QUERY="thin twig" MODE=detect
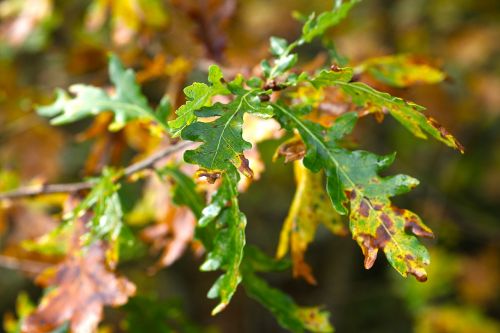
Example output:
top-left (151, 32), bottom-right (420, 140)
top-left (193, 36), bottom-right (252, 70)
top-left (0, 141), bottom-right (193, 201)
top-left (0, 255), bottom-right (51, 275)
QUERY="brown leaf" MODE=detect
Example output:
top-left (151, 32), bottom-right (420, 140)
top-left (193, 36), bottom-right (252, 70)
top-left (22, 241), bottom-right (136, 333)
top-left (234, 154), bottom-right (254, 179)
top-left (277, 161), bottom-right (346, 284)
top-left (273, 137), bottom-right (306, 163)
top-left (141, 206), bottom-right (197, 272)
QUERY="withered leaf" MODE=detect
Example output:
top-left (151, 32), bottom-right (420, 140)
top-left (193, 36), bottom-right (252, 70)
top-left (141, 206), bottom-right (197, 272)
top-left (274, 137), bottom-right (307, 164)
top-left (277, 161), bottom-right (346, 284)
top-left (22, 241), bottom-right (136, 333)
top-left (132, 166), bottom-right (203, 271)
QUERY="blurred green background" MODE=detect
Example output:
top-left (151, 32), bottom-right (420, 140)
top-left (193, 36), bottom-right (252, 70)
top-left (0, 0), bottom-right (499, 332)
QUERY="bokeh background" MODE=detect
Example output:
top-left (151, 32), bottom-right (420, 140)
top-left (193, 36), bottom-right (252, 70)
top-left (0, 0), bottom-right (499, 332)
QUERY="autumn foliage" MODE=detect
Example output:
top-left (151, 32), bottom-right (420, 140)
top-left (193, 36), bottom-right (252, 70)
top-left (0, 0), bottom-right (499, 332)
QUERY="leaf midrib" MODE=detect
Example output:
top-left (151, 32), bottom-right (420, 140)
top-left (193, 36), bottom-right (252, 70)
top-left (209, 92), bottom-right (254, 169)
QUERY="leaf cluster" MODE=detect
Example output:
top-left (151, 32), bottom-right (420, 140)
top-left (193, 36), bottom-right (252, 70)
top-left (2, 1), bottom-right (465, 332)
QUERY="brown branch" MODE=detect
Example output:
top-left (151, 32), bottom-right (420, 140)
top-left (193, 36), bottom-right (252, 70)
top-left (0, 255), bottom-right (50, 275)
top-left (0, 141), bottom-right (193, 201)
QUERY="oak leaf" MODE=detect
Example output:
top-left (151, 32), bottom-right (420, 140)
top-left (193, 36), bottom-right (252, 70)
top-left (272, 107), bottom-right (435, 281)
top-left (22, 241), bottom-right (136, 333)
top-left (276, 161), bottom-right (346, 284)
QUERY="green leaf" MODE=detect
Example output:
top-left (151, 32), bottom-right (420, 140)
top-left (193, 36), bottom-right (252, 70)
top-left (301, 0), bottom-right (360, 43)
top-left (37, 54), bottom-right (167, 132)
top-left (155, 95), bottom-right (172, 125)
top-left (309, 68), bottom-right (464, 152)
top-left (198, 167), bottom-right (246, 315)
top-left (270, 37), bottom-right (289, 57)
top-left (272, 105), bottom-right (435, 281)
top-left (309, 68), bottom-right (353, 88)
top-left (168, 65), bottom-right (229, 137)
top-left (108, 53), bottom-right (151, 114)
top-left (74, 168), bottom-right (126, 267)
top-left (244, 246), bottom-right (290, 273)
top-left (340, 82), bottom-right (463, 152)
top-left (181, 89), bottom-right (272, 177)
top-left (358, 54), bottom-right (446, 87)
top-left (242, 249), bottom-right (333, 333)
top-left (272, 108), bottom-right (356, 214)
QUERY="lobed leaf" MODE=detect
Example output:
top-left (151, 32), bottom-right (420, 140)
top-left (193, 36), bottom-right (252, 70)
top-left (72, 168), bottom-right (126, 268)
top-left (182, 87), bottom-right (272, 177)
top-left (301, 0), bottom-right (360, 43)
top-left (22, 240), bottom-right (136, 333)
top-left (197, 167), bottom-right (246, 315)
top-left (38, 54), bottom-right (167, 132)
top-left (310, 68), bottom-right (464, 152)
top-left (272, 106), bottom-right (435, 281)
top-left (168, 65), bottom-right (229, 137)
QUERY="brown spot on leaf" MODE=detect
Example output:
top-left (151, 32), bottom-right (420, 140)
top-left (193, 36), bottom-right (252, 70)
top-left (380, 213), bottom-right (394, 229)
top-left (263, 80), bottom-right (283, 91)
top-left (234, 154), bottom-right (254, 178)
top-left (407, 266), bottom-right (428, 282)
top-left (258, 94), bottom-right (270, 102)
top-left (374, 224), bottom-right (391, 247)
top-left (405, 254), bottom-right (415, 261)
top-left (195, 169), bottom-right (221, 184)
top-left (427, 116), bottom-right (465, 153)
top-left (349, 190), bottom-right (357, 200)
top-left (359, 199), bottom-right (370, 217)
top-left (330, 64), bottom-right (341, 72)
top-left (392, 206), bottom-right (405, 216)
top-left (357, 234), bottom-right (379, 269)
top-left (404, 219), bottom-right (434, 238)
top-left (273, 137), bottom-right (306, 163)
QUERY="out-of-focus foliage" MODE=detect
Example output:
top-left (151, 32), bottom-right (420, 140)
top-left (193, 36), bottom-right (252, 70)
top-left (0, 0), bottom-right (499, 332)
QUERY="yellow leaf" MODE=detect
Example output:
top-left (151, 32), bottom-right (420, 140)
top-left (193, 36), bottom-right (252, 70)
top-left (277, 161), bottom-right (346, 284)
